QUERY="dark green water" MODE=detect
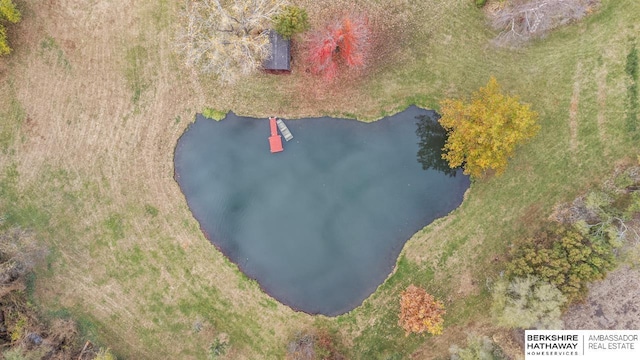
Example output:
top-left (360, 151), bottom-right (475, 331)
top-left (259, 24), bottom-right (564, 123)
top-left (174, 106), bottom-right (470, 315)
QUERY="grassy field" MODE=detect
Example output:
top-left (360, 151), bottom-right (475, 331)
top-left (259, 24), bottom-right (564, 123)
top-left (0, 0), bottom-right (639, 358)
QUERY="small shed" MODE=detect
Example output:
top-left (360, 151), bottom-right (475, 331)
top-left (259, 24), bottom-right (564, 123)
top-left (263, 30), bottom-right (291, 72)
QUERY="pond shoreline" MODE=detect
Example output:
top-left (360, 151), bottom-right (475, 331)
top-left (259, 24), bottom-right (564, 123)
top-left (173, 108), bottom-right (470, 316)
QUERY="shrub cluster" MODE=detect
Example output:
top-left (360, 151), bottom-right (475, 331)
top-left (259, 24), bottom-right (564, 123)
top-left (491, 276), bottom-right (566, 329)
top-left (285, 329), bottom-right (344, 360)
top-left (202, 107), bottom-right (227, 121)
top-left (493, 166), bottom-right (640, 329)
top-left (449, 334), bottom-right (506, 360)
top-left (506, 226), bottom-right (615, 303)
top-left (273, 5), bottom-right (310, 40)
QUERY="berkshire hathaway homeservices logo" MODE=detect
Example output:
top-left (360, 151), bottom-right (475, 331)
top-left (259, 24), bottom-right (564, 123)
top-left (526, 333), bottom-right (579, 356)
top-left (525, 330), bottom-right (640, 360)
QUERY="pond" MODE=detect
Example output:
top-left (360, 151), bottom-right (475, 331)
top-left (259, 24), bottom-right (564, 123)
top-left (174, 106), bottom-right (470, 316)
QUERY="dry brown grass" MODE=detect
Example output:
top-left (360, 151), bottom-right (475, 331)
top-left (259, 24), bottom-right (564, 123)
top-left (2, 0), bottom-right (449, 358)
top-left (563, 264), bottom-right (640, 329)
top-left (0, 0), bottom-right (639, 359)
top-left (2, 0), bottom-right (314, 357)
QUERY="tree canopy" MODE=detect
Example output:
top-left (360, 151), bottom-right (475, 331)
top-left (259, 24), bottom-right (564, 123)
top-left (177, 0), bottom-right (287, 83)
top-left (398, 285), bottom-right (445, 336)
top-left (439, 77), bottom-right (540, 178)
top-left (273, 5), bottom-right (309, 40)
top-left (307, 14), bottom-right (371, 80)
top-left (507, 225), bottom-right (616, 303)
top-left (0, 0), bottom-right (21, 56)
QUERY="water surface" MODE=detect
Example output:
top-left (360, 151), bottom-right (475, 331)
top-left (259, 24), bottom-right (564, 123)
top-left (174, 106), bottom-right (470, 315)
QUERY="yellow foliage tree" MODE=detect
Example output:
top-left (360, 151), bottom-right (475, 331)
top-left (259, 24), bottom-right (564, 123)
top-left (0, 0), bottom-right (21, 56)
top-left (439, 77), bottom-right (540, 178)
top-left (399, 285), bottom-right (446, 336)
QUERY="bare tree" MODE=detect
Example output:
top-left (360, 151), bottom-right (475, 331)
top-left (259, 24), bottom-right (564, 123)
top-left (491, 0), bottom-right (599, 47)
top-left (177, 0), bottom-right (288, 83)
top-left (286, 332), bottom-right (315, 360)
top-left (491, 276), bottom-right (567, 330)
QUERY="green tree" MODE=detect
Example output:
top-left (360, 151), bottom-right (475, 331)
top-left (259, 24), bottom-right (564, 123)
top-left (506, 227), bottom-right (615, 302)
top-left (0, 0), bottom-right (21, 56)
top-left (273, 5), bottom-right (309, 39)
top-left (439, 77), bottom-right (540, 178)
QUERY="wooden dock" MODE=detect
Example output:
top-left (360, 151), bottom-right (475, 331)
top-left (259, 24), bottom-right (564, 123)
top-left (276, 118), bottom-right (293, 141)
top-left (268, 117), bottom-right (283, 153)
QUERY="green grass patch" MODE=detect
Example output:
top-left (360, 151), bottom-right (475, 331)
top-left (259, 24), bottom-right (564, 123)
top-left (125, 45), bottom-right (150, 106)
top-left (144, 204), bottom-right (159, 217)
top-left (38, 35), bottom-right (71, 71)
top-left (626, 42), bottom-right (638, 135)
top-left (259, 298), bottom-right (278, 310)
top-left (446, 293), bottom-right (491, 327)
top-left (103, 213), bottom-right (125, 241)
top-left (150, 0), bottom-right (171, 30)
top-left (378, 255), bottom-right (430, 292)
top-left (0, 82), bottom-right (25, 153)
top-left (0, 164), bottom-right (50, 229)
top-left (202, 107), bottom-right (227, 121)
top-left (333, 256), bottom-right (437, 359)
top-left (0, 163), bottom-right (19, 204)
top-left (349, 304), bottom-right (422, 360)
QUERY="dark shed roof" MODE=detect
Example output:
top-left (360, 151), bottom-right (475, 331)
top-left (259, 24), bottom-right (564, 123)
top-left (263, 30), bottom-right (291, 71)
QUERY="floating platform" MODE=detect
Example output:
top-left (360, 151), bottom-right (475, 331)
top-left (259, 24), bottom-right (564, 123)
top-left (276, 118), bottom-right (293, 141)
top-left (268, 117), bottom-right (283, 153)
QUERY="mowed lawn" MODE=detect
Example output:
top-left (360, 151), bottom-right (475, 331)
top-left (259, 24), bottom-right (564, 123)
top-left (0, 0), bottom-right (638, 358)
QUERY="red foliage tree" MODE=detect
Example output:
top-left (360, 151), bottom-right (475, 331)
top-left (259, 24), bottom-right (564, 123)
top-left (307, 14), bottom-right (371, 80)
top-left (399, 285), bottom-right (446, 336)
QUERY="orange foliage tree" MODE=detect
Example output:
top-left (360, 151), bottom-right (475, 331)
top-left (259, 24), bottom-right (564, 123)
top-left (399, 285), bottom-right (446, 336)
top-left (307, 14), bottom-right (370, 80)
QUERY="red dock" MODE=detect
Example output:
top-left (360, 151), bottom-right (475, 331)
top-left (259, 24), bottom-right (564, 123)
top-left (268, 117), bottom-right (283, 153)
